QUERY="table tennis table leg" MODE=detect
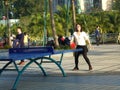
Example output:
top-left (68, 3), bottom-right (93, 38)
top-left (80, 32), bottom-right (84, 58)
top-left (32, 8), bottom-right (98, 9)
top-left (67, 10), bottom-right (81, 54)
top-left (0, 61), bottom-right (12, 75)
top-left (11, 59), bottom-right (47, 90)
top-left (43, 57), bottom-right (66, 77)
top-left (11, 60), bottom-right (33, 90)
top-left (59, 53), bottom-right (64, 65)
top-left (34, 60), bottom-right (47, 76)
top-left (13, 61), bottom-right (20, 73)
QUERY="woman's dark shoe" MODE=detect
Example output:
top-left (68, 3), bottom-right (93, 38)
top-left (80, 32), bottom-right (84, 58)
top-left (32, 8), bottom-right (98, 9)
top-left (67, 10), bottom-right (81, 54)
top-left (89, 66), bottom-right (93, 71)
top-left (72, 67), bottom-right (79, 71)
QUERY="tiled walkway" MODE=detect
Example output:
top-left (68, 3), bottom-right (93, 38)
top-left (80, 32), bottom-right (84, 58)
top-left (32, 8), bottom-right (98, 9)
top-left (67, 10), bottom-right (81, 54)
top-left (0, 44), bottom-right (120, 90)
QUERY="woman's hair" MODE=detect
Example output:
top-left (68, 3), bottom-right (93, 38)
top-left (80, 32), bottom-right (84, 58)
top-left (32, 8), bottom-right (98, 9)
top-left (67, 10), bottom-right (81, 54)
top-left (96, 26), bottom-right (99, 28)
top-left (75, 23), bottom-right (83, 32)
top-left (17, 27), bottom-right (22, 30)
top-left (24, 32), bottom-right (27, 35)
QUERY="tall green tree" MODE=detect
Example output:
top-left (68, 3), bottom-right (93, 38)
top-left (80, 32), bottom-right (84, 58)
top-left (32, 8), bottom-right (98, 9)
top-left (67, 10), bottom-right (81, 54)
top-left (112, 0), bottom-right (120, 11)
top-left (13, 0), bottom-right (44, 18)
top-left (71, 0), bottom-right (76, 31)
top-left (55, 5), bottom-right (72, 36)
top-left (49, 0), bottom-right (59, 47)
top-left (107, 11), bottom-right (120, 33)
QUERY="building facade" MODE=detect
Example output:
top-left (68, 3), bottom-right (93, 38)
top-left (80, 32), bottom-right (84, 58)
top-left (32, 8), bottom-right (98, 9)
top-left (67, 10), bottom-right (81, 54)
top-left (53, 0), bottom-right (113, 13)
top-left (52, 0), bottom-right (69, 12)
top-left (77, 0), bottom-right (94, 13)
top-left (101, 0), bottom-right (113, 11)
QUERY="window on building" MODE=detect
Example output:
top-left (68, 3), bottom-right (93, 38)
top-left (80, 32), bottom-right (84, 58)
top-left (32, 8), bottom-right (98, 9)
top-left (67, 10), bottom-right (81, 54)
top-left (58, 0), bottom-right (64, 6)
top-left (84, 0), bottom-right (93, 12)
top-left (93, 0), bottom-right (102, 9)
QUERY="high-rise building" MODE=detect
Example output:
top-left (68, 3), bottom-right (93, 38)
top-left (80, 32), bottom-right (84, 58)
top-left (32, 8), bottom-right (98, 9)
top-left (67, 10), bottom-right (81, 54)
top-left (0, 1), bottom-right (4, 19)
top-left (53, 0), bottom-right (113, 13)
top-left (77, 0), bottom-right (113, 12)
top-left (101, 0), bottom-right (113, 11)
top-left (77, 0), bottom-right (94, 13)
top-left (52, 0), bottom-right (69, 12)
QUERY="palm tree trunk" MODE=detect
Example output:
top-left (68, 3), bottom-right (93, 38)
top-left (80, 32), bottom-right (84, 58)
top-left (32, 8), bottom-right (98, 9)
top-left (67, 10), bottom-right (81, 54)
top-left (72, 0), bottom-right (76, 31)
top-left (49, 0), bottom-right (59, 47)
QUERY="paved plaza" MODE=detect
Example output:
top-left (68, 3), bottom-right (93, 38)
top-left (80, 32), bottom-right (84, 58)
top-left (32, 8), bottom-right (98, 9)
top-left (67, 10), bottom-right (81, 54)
top-left (0, 44), bottom-right (120, 90)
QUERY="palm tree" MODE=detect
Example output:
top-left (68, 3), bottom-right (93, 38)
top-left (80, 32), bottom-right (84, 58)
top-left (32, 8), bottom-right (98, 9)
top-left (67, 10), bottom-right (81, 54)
top-left (49, 0), bottom-right (59, 47)
top-left (55, 5), bottom-right (72, 36)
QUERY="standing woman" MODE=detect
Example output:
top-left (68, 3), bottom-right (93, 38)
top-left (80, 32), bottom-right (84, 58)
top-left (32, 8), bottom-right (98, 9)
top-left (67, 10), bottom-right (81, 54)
top-left (70, 23), bottom-right (93, 71)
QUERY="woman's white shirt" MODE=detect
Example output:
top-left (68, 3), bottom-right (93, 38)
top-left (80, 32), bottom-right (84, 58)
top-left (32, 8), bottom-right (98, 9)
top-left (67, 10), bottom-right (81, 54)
top-left (72, 31), bottom-right (89, 46)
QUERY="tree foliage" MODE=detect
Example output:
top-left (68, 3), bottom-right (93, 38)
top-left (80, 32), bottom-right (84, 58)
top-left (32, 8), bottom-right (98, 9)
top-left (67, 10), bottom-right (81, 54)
top-left (112, 0), bottom-right (120, 11)
top-left (13, 0), bottom-right (44, 18)
top-left (0, 0), bottom-right (120, 44)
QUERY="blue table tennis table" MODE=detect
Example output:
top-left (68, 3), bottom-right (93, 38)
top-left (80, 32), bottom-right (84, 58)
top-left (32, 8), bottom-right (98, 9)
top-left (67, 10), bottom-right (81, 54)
top-left (0, 46), bottom-right (83, 90)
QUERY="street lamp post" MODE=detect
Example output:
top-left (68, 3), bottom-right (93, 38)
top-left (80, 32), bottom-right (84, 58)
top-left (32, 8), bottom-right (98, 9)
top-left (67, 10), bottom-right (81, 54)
top-left (43, 0), bottom-right (48, 46)
top-left (4, 0), bottom-right (11, 46)
top-left (65, 0), bottom-right (70, 36)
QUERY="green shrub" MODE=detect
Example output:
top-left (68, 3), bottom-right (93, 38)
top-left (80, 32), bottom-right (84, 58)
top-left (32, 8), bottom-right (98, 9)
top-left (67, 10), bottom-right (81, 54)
top-left (3, 45), bottom-right (11, 49)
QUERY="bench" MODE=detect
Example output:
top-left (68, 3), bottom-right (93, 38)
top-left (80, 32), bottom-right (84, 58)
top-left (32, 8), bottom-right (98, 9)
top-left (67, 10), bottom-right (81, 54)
top-left (0, 46), bottom-right (83, 90)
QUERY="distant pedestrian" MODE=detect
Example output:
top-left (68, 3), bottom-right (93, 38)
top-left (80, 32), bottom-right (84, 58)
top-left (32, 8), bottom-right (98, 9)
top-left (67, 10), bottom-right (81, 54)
top-left (24, 32), bottom-right (29, 47)
top-left (70, 23), bottom-right (93, 71)
top-left (117, 33), bottom-right (120, 44)
top-left (58, 35), bottom-right (65, 45)
top-left (95, 26), bottom-right (101, 46)
top-left (13, 27), bottom-right (25, 65)
top-left (10, 34), bottom-right (16, 47)
top-left (13, 27), bottom-right (24, 48)
top-left (64, 37), bottom-right (70, 45)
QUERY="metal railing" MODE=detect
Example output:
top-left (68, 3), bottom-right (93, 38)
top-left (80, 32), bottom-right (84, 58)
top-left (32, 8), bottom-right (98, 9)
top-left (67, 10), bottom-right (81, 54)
top-left (89, 33), bottom-right (119, 44)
